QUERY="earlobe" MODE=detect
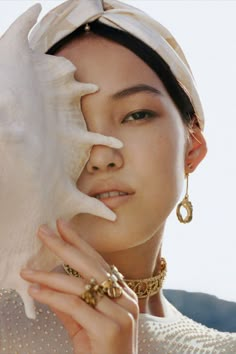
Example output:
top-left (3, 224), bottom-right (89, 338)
top-left (185, 128), bottom-right (207, 173)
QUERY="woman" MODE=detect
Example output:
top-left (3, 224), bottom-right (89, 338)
top-left (1, 0), bottom-right (236, 353)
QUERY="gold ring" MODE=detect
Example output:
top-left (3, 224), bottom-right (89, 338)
top-left (101, 273), bottom-right (123, 299)
top-left (80, 278), bottom-right (104, 308)
top-left (110, 265), bottom-right (125, 285)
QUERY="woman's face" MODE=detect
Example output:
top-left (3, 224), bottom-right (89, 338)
top-left (57, 33), bottom-right (187, 253)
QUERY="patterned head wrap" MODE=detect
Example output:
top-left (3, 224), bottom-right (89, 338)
top-left (30, 0), bottom-right (204, 130)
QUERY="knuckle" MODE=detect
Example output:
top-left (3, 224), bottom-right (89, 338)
top-left (120, 312), bottom-right (135, 331)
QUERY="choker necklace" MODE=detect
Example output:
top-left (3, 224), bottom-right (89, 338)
top-left (63, 257), bottom-right (167, 299)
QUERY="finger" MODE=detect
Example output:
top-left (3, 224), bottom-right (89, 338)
top-left (56, 219), bottom-right (109, 271)
top-left (37, 224), bottom-right (109, 283)
top-left (20, 269), bottom-right (139, 319)
top-left (27, 284), bottom-right (114, 339)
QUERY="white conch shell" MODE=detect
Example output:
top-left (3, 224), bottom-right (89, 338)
top-left (0, 4), bottom-right (123, 319)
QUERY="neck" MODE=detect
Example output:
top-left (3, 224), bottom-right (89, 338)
top-left (100, 226), bottom-right (166, 317)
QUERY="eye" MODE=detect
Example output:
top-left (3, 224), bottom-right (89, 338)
top-left (122, 110), bottom-right (156, 123)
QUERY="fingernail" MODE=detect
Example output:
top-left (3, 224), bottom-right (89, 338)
top-left (29, 284), bottom-right (40, 293)
top-left (39, 224), bottom-right (52, 236)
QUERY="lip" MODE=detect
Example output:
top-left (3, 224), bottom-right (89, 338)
top-left (88, 182), bottom-right (134, 198)
top-left (88, 182), bottom-right (135, 209)
top-left (96, 193), bottom-right (133, 209)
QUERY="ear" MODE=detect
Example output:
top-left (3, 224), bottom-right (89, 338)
top-left (185, 127), bottom-right (207, 174)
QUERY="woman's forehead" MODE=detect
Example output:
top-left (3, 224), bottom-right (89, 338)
top-left (57, 34), bottom-right (166, 94)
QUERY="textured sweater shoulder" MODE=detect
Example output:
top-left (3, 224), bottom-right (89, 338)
top-left (0, 289), bottom-right (236, 354)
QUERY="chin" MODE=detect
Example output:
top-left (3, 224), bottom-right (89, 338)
top-left (69, 211), bottom-right (163, 253)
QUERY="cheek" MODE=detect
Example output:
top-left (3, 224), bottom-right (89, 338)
top-left (161, 125), bottom-right (186, 208)
top-left (131, 120), bottom-right (186, 207)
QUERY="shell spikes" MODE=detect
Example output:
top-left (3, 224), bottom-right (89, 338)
top-left (0, 5), bottom-right (123, 319)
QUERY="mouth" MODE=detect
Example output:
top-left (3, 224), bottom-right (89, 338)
top-left (92, 190), bottom-right (133, 209)
top-left (94, 191), bottom-right (128, 199)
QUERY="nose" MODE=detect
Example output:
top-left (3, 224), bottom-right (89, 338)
top-left (86, 144), bottom-right (123, 173)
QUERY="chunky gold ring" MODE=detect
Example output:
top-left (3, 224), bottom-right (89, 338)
top-left (80, 278), bottom-right (104, 308)
top-left (101, 274), bottom-right (123, 299)
top-left (110, 265), bottom-right (125, 285)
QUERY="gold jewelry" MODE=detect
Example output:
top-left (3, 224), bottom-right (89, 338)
top-left (101, 274), bottom-right (123, 299)
top-left (124, 258), bottom-right (167, 299)
top-left (80, 278), bottom-right (104, 308)
top-left (176, 173), bottom-right (193, 223)
top-left (63, 257), bottom-right (167, 299)
top-left (110, 265), bottom-right (125, 285)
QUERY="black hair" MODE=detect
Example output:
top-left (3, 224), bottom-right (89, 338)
top-left (47, 20), bottom-right (198, 129)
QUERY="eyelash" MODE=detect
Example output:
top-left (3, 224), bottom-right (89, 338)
top-left (122, 110), bottom-right (157, 123)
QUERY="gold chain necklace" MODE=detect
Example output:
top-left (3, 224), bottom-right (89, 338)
top-left (63, 257), bottom-right (167, 299)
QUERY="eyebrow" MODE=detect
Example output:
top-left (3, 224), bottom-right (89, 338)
top-left (111, 84), bottom-right (162, 99)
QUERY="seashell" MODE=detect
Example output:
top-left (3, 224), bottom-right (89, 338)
top-left (0, 4), bottom-right (123, 319)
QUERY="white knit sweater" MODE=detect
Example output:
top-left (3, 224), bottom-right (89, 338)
top-left (0, 289), bottom-right (235, 354)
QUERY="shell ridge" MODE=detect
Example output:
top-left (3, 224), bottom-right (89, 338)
top-left (60, 183), bottom-right (117, 221)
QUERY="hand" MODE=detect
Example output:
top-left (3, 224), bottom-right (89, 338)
top-left (20, 219), bottom-right (139, 354)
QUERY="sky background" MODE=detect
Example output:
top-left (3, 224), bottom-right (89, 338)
top-left (1, 0), bottom-right (236, 302)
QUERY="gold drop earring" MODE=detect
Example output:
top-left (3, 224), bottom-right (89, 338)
top-left (176, 170), bottom-right (193, 223)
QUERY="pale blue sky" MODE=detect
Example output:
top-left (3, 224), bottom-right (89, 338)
top-left (1, 1), bottom-right (236, 301)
